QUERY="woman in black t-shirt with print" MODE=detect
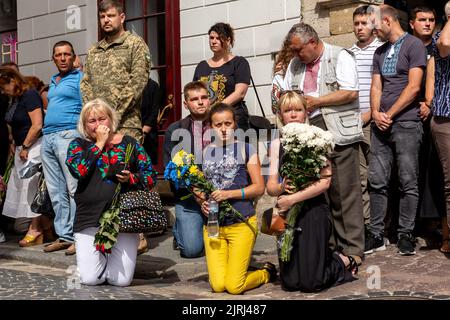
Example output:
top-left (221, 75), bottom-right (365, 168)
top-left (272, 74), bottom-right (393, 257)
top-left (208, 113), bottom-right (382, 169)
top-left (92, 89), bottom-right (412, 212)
top-left (193, 22), bottom-right (251, 130)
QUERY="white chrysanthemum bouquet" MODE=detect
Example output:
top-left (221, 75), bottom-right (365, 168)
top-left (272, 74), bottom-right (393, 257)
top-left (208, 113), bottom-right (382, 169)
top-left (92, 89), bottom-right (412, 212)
top-left (278, 123), bottom-right (334, 262)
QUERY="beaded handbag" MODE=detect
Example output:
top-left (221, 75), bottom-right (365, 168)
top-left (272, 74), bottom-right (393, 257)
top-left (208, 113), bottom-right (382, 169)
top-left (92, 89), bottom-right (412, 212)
top-left (119, 189), bottom-right (167, 233)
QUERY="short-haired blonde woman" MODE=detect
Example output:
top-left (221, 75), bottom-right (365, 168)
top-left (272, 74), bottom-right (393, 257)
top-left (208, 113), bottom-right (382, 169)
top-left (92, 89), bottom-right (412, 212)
top-left (65, 99), bottom-right (156, 286)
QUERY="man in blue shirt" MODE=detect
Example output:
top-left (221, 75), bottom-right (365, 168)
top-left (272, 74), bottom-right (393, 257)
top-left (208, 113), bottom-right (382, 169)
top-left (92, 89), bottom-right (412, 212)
top-left (41, 41), bottom-right (83, 255)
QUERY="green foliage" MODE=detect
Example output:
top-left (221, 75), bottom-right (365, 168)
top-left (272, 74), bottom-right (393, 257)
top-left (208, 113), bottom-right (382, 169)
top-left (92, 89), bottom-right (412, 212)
top-left (94, 144), bottom-right (134, 253)
top-left (279, 204), bottom-right (302, 262)
top-left (280, 148), bottom-right (322, 193)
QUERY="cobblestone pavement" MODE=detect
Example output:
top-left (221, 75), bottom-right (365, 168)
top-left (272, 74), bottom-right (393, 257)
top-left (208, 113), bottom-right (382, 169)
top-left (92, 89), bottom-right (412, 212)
top-left (0, 260), bottom-right (165, 300)
top-left (1, 195), bottom-right (450, 301)
top-left (1, 237), bottom-right (450, 301)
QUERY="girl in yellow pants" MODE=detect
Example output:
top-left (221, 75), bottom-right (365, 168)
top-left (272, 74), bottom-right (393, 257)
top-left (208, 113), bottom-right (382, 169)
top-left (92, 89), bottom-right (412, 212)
top-left (200, 103), bottom-right (276, 294)
top-left (203, 216), bottom-right (271, 294)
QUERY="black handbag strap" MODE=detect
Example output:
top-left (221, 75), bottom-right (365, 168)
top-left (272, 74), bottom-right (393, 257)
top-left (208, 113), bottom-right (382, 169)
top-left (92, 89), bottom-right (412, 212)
top-left (250, 76), bottom-right (266, 118)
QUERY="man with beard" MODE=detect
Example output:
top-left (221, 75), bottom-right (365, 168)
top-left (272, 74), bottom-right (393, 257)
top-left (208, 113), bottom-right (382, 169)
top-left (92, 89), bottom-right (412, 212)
top-left (364, 5), bottom-right (426, 256)
top-left (81, 0), bottom-right (151, 254)
top-left (81, 0), bottom-right (150, 142)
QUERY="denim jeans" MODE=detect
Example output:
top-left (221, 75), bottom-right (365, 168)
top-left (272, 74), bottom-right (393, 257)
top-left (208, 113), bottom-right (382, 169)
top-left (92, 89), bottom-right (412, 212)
top-left (369, 121), bottom-right (423, 238)
top-left (41, 130), bottom-right (80, 242)
top-left (173, 196), bottom-right (205, 258)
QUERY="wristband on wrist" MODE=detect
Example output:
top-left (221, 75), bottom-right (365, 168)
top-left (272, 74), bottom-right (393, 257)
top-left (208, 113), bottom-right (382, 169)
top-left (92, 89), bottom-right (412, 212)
top-left (21, 144), bottom-right (30, 150)
top-left (241, 188), bottom-right (245, 200)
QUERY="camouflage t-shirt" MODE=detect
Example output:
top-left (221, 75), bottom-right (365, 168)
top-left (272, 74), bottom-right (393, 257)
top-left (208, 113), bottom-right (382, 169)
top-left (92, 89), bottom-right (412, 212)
top-left (81, 31), bottom-right (151, 141)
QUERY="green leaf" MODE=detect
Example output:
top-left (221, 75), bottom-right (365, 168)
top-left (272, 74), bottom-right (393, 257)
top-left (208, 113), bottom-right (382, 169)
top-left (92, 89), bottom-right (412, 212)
top-left (103, 232), bottom-right (117, 241)
top-left (180, 194), bottom-right (193, 201)
top-left (104, 242), bottom-right (113, 250)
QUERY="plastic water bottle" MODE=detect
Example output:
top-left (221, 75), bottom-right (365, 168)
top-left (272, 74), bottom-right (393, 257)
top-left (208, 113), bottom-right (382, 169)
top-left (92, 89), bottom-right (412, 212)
top-left (207, 199), bottom-right (219, 238)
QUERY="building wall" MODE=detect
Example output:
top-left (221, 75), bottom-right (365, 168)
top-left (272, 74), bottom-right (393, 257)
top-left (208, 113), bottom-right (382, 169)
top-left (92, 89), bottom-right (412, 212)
top-left (17, 0), bottom-right (97, 83)
top-left (180, 0), bottom-right (302, 121)
top-left (302, 0), bottom-right (384, 48)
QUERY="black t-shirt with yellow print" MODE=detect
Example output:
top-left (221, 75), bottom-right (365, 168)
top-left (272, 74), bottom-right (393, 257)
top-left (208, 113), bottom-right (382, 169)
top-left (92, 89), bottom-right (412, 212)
top-left (193, 56), bottom-right (250, 106)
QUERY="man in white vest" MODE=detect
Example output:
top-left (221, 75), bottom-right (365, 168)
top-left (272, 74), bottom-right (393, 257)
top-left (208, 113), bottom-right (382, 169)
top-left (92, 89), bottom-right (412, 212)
top-left (284, 23), bottom-right (365, 264)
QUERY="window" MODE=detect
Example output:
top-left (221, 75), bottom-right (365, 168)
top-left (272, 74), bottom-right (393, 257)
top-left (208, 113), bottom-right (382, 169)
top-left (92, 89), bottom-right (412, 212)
top-left (0, 0), bottom-right (17, 63)
top-left (0, 31), bottom-right (18, 63)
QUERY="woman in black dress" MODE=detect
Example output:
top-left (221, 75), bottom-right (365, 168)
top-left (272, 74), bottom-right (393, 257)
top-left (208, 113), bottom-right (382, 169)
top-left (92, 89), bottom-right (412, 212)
top-left (266, 91), bottom-right (357, 292)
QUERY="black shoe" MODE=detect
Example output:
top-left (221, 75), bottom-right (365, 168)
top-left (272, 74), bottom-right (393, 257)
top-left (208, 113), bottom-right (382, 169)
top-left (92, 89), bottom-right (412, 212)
top-left (0, 229), bottom-right (5, 243)
top-left (397, 233), bottom-right (416, 256)
top-left (262, 262), bottom-right (277, 282)
top-left (172, 238), bottom-right (180, 251)
top-left (364, 232), bottom-right (386, 254)
top-left (364, 224), bottom-right (370, 238)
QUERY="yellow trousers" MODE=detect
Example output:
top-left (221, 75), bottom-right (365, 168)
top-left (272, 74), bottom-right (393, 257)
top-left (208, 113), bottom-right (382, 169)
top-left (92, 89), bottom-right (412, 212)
top-left (203, 215), bottom-right (270, 294)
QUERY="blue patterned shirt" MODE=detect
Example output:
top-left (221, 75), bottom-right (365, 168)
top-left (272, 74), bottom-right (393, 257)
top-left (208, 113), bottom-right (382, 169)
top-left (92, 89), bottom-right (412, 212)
top-left (432, 32), bottom-right (450, 118)
top-left (373, 33), bottom-right (427, 121)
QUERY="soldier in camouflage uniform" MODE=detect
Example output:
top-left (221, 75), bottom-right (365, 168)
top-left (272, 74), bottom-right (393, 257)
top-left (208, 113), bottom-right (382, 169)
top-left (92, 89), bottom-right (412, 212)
top-left (81, 0), bottom-right (150, 142)
top-left (81, 0), bottom-right (151, 255)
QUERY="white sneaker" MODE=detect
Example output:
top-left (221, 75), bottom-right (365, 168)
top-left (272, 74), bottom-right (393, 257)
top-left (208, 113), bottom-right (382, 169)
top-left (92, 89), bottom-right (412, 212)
top-left (0, 229), bottom-right (6, 243)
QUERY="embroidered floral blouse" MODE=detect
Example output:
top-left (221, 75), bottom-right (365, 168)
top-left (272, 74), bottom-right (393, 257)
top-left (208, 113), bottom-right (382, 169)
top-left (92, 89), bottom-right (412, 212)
top-left (66, 135), bottom-right (156, 232)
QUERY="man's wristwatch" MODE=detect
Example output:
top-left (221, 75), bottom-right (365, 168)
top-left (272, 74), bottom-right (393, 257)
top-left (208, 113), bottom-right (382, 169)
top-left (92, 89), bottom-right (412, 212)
top-left (21, 144), bottom-right (30, 151)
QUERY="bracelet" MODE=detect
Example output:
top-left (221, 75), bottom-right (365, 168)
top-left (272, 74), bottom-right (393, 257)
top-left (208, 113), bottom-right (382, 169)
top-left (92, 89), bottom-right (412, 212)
top-left (241, 188), bottom-right (245, 200)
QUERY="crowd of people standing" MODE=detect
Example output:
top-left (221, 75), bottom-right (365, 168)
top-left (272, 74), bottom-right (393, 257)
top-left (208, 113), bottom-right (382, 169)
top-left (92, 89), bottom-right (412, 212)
top-left (0, 0), bottom-right (449, 296)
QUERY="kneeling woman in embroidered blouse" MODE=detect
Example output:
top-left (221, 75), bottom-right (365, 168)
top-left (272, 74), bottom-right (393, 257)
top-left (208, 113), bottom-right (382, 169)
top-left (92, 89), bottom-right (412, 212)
top-left (66, 99), bottom-right (155, 287)
top-left (200, 103), bottom-right (275, 295)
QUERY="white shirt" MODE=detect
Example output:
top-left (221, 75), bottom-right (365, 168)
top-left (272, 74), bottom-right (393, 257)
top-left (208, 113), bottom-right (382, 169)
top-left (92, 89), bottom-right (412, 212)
top-left (349, 38), bottom-right (383, 113)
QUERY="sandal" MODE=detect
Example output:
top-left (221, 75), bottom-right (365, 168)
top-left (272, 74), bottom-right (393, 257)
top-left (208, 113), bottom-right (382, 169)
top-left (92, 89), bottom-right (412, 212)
top-left (439, 238), bottom-right (450, 254)
top-left (346, 255), bottom-right (359, 276)
top-left (19, 233), bottom-right (44, 247)
top-left (334, 246), bottom-right (358, 276)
